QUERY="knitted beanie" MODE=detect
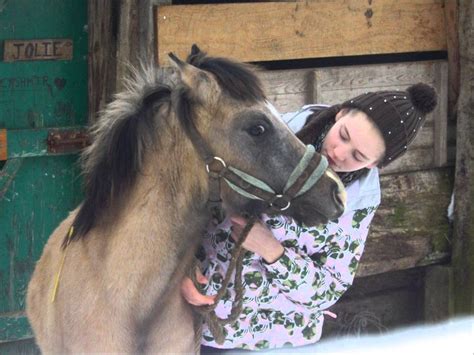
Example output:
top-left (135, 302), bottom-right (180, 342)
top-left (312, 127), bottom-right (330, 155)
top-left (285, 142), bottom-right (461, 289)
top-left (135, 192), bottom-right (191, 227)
top-left (341, 83), bottom-right (437, 167)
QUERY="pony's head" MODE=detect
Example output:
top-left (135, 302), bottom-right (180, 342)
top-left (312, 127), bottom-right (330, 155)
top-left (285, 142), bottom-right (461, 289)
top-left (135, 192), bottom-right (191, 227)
top-left (68, 45), bottom-right (345, 246)
top-left (169, 45), bottom-right (345, 226)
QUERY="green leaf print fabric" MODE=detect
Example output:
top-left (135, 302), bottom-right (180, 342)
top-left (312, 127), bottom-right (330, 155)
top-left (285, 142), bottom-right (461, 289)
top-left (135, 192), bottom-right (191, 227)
top-left (199, 168), bottom-right (381, 350)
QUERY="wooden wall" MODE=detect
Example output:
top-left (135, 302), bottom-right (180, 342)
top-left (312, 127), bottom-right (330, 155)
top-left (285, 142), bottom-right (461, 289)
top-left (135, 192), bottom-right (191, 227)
top-left (155, 0), bottom-right (446, 65)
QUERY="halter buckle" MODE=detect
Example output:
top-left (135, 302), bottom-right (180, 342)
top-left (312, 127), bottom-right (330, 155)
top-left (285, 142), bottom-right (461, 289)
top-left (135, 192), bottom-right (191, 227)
top-left (206, 156), bottom-right (227, 174)
top-left (269, 194), bottom-right (291, 211)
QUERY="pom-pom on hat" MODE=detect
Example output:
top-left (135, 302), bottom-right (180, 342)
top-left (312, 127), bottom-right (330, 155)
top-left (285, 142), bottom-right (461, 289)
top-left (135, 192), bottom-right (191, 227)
top-left (341, 83), bottom-right (437, 167)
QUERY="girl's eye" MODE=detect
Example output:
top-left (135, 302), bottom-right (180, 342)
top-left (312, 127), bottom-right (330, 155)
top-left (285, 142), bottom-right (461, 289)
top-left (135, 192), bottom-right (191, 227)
top-left (353, 154), bottom-right (363, 162)
top-left (247, 124), bottom-right (266, 136)
top-left (339, 131), bottom-right (348, 141)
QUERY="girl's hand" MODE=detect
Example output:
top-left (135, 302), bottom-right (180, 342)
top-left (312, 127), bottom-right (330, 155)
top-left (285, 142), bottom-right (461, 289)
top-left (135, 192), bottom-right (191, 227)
top-left (230, 215), bottom-right (284, 264)
top-left (180, 269), bottom-right (216, 306)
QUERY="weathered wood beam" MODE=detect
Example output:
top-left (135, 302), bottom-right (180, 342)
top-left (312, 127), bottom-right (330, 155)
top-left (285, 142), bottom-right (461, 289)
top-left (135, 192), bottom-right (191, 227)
top-left (452, 0), bottom-right (474, 315)
top-left (424, 265), bottom-right (453, 322)
top-left (444, 0), bottom-right (460, 121)
top-left (88, 0), bottom-right (169, 117)
top-left (324, 268), bottom-right (425, 337)
top-left (156, 0), bottom-right (446, 66)
top-left (88, 0), bottom-right (119, 123)
top-left (359, 168), bottom-right (453, 277)
top-left (115, 0), bottom-right (165, 87)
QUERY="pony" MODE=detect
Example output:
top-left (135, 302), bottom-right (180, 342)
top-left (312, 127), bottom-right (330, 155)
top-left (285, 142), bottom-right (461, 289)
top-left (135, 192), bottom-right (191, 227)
top-left (26, 46), bottom-right (346, 353)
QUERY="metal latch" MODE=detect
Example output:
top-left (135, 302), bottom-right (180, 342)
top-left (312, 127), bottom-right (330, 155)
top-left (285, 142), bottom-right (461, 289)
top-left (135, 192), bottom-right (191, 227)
top-left (47, 129), bottom-right (89, 154)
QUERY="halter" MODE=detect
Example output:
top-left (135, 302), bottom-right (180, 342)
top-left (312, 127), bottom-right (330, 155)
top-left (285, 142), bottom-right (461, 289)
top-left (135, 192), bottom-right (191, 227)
top-left (182, 117), bottom-right (329, 221)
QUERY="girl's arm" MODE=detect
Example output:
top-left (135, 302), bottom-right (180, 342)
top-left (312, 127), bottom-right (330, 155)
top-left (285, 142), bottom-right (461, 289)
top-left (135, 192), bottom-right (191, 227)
top-left (261, 206), bottom-right (377, 311)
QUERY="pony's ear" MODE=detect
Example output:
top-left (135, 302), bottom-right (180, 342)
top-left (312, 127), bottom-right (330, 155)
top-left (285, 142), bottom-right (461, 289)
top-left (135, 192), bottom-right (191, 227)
top-left (168, 52), bottom-right (215, 101)
top-left (190, 44), bottom-right (201, 56)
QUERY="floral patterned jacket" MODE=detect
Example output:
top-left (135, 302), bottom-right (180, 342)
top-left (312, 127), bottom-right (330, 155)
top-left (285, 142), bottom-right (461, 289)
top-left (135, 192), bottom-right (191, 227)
top-left (199, 165), bottom-right (381, 350)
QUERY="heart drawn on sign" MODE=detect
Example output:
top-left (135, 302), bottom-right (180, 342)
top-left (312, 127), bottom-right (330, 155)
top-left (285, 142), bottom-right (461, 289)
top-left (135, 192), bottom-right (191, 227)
top-left (54, 78), bottom-right (67, 90)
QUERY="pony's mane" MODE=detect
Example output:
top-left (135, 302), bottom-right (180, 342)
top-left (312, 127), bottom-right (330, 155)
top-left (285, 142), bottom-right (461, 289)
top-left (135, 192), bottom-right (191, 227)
top-left (66, 52), bottom-right (266, 246)
top-left (66, 67), bottom-right (172, 245)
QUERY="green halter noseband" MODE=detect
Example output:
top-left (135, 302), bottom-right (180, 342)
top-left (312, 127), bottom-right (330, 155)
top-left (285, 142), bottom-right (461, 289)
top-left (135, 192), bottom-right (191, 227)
top-left (206, 145), bottom-right (328, 212)
top-left (219, 145), bottom-right (328, 210)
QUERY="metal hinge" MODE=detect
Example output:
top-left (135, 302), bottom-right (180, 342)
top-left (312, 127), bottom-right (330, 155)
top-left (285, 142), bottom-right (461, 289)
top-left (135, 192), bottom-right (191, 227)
top-left (47, 128), bottom-right (90, 154)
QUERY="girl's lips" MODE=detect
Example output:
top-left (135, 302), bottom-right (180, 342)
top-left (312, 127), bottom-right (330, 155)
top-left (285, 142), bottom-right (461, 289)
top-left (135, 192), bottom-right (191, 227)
top-left (322, 149), bottom-right (338, 169)
top-left (326, 154), bottom-right (337, 168)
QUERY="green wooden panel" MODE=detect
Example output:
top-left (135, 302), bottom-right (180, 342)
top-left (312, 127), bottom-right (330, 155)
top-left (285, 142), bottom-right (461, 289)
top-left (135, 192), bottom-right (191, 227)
top-left (0, 313), bottom-right (33, 342)
top-left (0, 0), bottom-right (88, 344)
top-left (0, 337), bottom-right (39, 354)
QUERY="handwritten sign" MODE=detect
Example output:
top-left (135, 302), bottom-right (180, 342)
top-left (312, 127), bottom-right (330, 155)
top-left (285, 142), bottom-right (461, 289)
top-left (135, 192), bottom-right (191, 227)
top-left (3, 39), bottom-right (73, 62)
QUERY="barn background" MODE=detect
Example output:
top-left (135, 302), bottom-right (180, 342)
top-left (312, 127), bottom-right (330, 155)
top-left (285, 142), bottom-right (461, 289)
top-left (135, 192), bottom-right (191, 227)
top-left (0, 0), bottom-right (472, 353)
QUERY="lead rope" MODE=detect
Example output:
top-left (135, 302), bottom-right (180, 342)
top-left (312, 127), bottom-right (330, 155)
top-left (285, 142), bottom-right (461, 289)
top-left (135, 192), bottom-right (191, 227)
top-left (191, 215), bottom-right (257, 345)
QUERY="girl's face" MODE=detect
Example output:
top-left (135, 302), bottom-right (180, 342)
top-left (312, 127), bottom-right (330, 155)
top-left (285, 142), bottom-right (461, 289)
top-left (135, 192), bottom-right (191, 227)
top-left (322, 109), bottom-right (386, 172)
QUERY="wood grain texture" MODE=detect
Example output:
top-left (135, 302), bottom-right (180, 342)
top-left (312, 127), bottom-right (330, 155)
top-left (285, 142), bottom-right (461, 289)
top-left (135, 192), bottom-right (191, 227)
top-left (4, 39), bottom-right (73, 62)
top-left (156, 0), bottom-right (446, 66)
top-left (444, 0), bottom-right (460, 120)
top-left (358, 168), bottom-right (453, 277)
top-left (452, 0), bottom-right (474, 314)
top-left (259, 69), bottom-right (310, 112)
top-left (433, 59), bottom-right (448, 166)
top-left (324, 268), bottom-right (425, 337)
top-left (88, 0), bottom-right (118, 123)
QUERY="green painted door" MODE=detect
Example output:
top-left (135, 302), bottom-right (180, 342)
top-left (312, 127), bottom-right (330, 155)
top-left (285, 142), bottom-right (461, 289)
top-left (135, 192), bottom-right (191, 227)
top-left (0, 0), bottom-right (87, 348)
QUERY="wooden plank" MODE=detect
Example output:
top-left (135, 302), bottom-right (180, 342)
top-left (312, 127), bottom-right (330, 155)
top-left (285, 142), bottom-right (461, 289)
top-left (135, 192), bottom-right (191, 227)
top-left (433, 59), bottom-right (448, 166)
top-left (452, 0), bottom-right (474, 315)
top-left (88, 0), bottom-right (118, 123)
top-left (358, 168), bottom-right (453, 277)
top-left (312, 61), bottom-right (446, 108)
top-left (258, 69), bottom-right (310, 112)
top-left (3, 39), bottom-right (73, 62)
top-left (424, 265), bottom-right (453, 322)
top-left (0, 314), bottom-right (32, 343)
top-left (444, 0), bottom-right (460, 120)
top-left (156, 0), bottom-right (446, 66)
top-left (379, 147), bottom-right (434, 175)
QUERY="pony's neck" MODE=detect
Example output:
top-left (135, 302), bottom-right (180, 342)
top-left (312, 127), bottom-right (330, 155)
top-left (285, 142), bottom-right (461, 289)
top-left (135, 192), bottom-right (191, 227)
top-left (125, 131), bottom-right (211, 241)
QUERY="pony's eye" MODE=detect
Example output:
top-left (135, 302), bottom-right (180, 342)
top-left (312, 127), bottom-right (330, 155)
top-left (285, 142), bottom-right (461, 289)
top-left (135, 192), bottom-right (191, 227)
top-left (247, 124), bottom-right (266, 136)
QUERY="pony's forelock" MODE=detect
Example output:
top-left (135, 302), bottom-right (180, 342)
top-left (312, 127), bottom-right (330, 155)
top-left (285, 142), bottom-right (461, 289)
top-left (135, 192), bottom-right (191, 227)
top-left (187, 50), bottom-right (266, 103)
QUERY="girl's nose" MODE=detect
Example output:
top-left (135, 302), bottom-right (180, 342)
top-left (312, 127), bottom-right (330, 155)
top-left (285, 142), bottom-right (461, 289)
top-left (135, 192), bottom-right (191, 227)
top-left (333, 145), bottom-right (347, 162)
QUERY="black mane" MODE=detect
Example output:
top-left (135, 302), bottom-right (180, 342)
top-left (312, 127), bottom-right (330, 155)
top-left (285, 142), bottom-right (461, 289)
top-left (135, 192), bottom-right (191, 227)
top-left (65, 85), bottom-right (172, 247)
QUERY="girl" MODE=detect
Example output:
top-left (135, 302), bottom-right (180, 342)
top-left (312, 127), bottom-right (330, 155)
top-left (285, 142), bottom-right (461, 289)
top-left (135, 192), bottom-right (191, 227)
top-left (182, 83), bottom-right (437, 351)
